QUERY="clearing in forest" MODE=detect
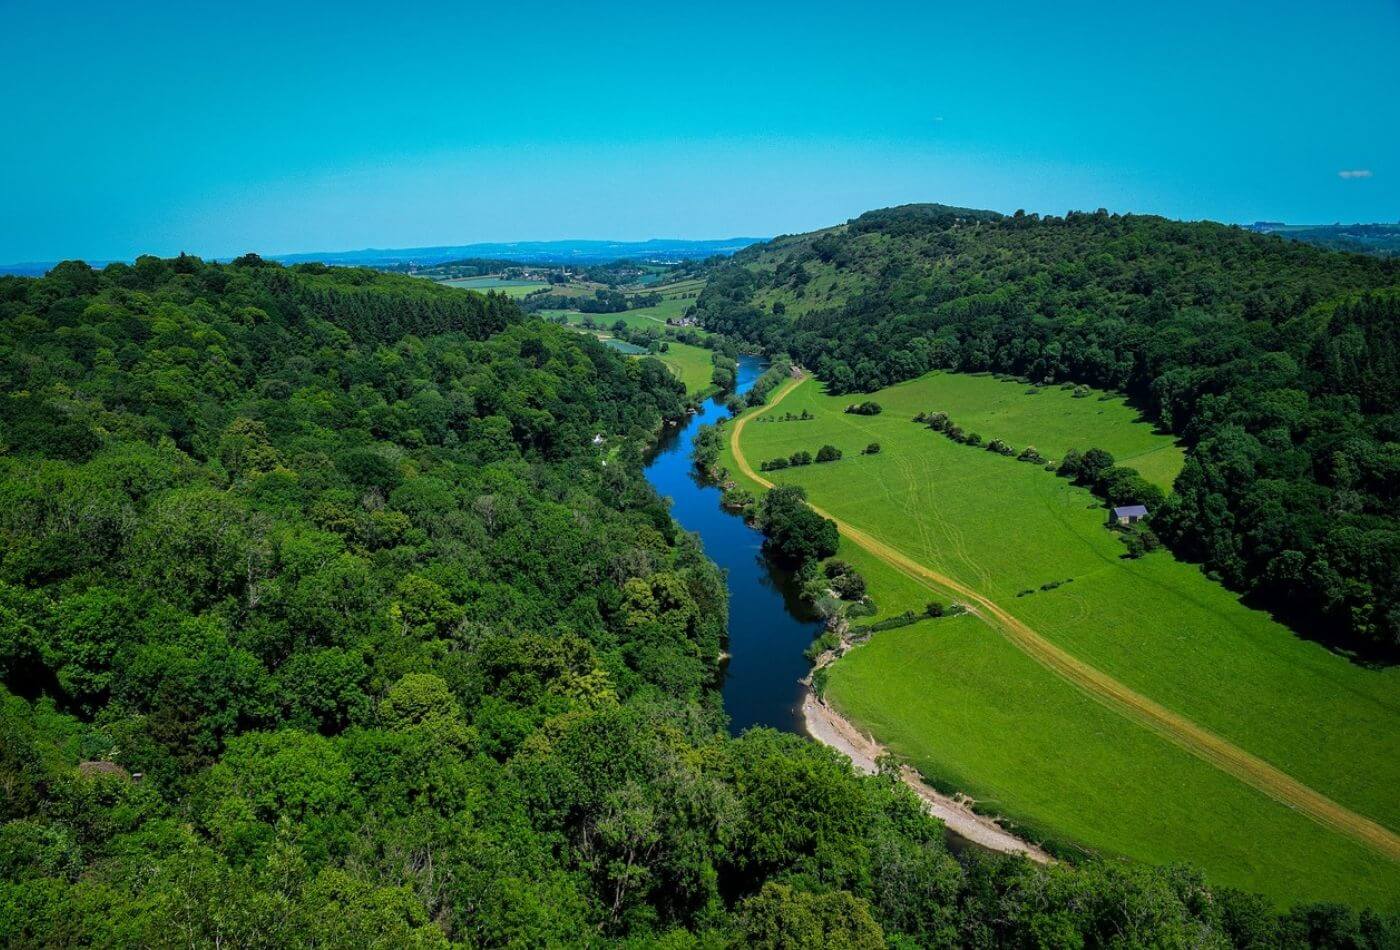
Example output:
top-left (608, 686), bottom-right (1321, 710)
top-left (722, 371), bottom-right (1400, 910)
top-left (654, 341), bottom-right (715, 395)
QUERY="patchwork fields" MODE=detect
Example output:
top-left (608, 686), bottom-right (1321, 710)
top-left (722, 371), bottom-right (1400, 908)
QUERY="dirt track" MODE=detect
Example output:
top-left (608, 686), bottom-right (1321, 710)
top-left (731, 376), bottom-right (1400, 863)
top-left (802, 693), bottom-right (1052, 862)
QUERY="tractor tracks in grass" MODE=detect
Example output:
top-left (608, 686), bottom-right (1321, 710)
top-left (729, 376), bottom-right (1400, 863)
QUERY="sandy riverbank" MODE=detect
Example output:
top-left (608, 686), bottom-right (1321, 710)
top-left (802, 692), bottom-right (1052, 863)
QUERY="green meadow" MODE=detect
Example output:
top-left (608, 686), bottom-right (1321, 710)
top-left (723, 371), bottom-right (1400, 909)
top-left (551, 322), bottom-right (714, 395)
top-left (545, 297), bottom-right (706, 332)
top-left (437, 276), bottom-right (548, 297)
top-left (654, 341), bottom-right (716, 395)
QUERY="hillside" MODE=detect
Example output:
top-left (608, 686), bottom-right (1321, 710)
top-left (696, 205), bottom-right (1400, 655)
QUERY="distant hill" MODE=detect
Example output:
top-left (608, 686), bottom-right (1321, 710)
top-left (1246, 221), bottom-right (1400, 258)
top-left (0, 237), bottom-right (766, 276)
top-left (694, 202), bottom-right (1400, 655)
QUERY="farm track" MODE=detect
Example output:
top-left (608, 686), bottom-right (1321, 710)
top-left (731, 376), bottom-right (1400, 863)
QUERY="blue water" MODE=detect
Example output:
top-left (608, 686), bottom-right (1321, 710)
top-left (644, 356), bottom-right (825, 735)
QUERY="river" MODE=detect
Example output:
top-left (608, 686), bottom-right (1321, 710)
top-left (643, 355), bottom-right (1005, 856)
top-left (644, 355), bottom-right (825, 735)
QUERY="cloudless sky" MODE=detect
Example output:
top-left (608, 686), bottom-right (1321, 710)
top-left (3, 0), bottom-right (1397, 262)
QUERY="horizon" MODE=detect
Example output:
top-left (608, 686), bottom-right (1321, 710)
top-left (7, 210), bottom-right (1400, 272)
top-left (3, 0), bottom-right (1397, 263)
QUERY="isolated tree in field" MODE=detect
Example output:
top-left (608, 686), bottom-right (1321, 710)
top-left (816, 445), bottom-right (842, 463)
top-left (863, 442), bottom-right (881, 455)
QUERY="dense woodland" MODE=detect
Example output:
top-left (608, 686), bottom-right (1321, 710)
top-left (696, 206), bottom-right (1400, 656)
top-left (0, 257), bottom-right (1396, 945)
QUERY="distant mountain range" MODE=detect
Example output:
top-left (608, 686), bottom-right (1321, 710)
top-left (0, 237), bottom-right (767, 276)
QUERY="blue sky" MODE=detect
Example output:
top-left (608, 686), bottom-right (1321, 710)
top-left (2, 0), bottom-right (1397, 262)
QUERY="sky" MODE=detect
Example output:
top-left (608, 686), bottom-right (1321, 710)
top-left (2, 0), bottom-right (1398, 263)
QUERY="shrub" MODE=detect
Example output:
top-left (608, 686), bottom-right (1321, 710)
top-left (925, 601), bottom-right (946, 618)
top-left (789, 450), bottom-right (813, 466)
top-left (986, 439), bottom-right (1015, 456)
top-left (863, 442), bottom-right (881, 455)
top-left (1122, 525), bottom-right (1163, 559)
top-left (867, 610), bottom-right (919, 632)
top-left (964, 432), bottom-right (983, 447)
top-left (1017, 445), bottom-right (1044, 463)
top-left (804, 630), bottom-right (842, 662)
top-left (844, 401), bottom-right (883, 416)
top-left (816, 444), bottom-right (842, 463)
top-left (845, 599), bottom-right (877, 618)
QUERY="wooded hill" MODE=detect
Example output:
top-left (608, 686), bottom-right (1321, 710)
top-left (695, 205), bottom-right (1400, 655)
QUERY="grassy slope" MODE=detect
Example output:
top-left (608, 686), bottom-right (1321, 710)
top-left (655, 341), bottom-right (715, 395)
top-left (721, 371), bottom-right (1400, 909)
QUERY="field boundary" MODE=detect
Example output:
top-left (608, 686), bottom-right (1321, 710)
top-left (730, 375), bottom-right (1400, 863)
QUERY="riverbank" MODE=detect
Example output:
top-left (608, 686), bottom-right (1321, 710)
top-left (802, 692), bottom-right (1052, 863)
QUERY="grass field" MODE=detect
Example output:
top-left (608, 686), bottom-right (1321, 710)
top-left (438, 276), bottom-right (550, 298)
top-left (722, 371), bottom-right (1400, 909)
top-left (552, 324), bottom-right (714, 395)
top-left (631, 276), bottom-right (706, 298)
top-left (544, 297), bottom-right (710, 337)
top-left (654, 341), bottom-right (715, 395)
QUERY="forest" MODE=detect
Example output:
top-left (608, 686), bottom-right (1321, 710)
top-left (0, 257), bottom-right (1396, 945)
top-left (695, 206), bottom-right (1400, 656)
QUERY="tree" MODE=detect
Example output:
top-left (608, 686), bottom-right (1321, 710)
top-left (1078, 448), bottom-right (1116, 485)
top-left (736, 883), bottom-right (884, 949)
top-left (758, 486), bottom-right (839, 565)
top-left (816, 445), bottom-right (842, 463)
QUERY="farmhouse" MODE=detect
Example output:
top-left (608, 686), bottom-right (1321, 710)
top-left (1111, 504), bottom-right (1149, 525)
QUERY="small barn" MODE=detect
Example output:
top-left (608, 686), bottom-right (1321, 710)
top-left (1111, 504), bottom-right (1148, 526)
